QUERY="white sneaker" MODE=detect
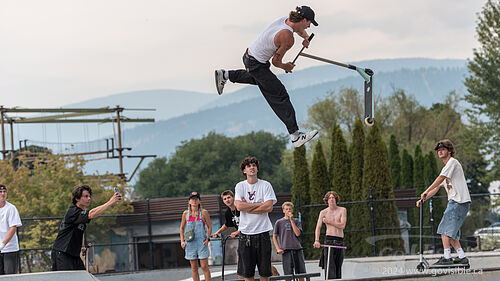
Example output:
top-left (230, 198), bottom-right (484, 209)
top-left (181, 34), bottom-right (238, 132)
top-left (215, 69), bottom-right (227, 95)
top-left (292, 130), bottom-right (319, 148)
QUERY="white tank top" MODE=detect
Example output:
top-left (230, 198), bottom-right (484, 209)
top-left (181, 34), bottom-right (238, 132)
top-left (248, 17), bottom-right (293, 63)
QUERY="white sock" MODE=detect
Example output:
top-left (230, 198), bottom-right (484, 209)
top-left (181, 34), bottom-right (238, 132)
top-left (290, 131), bottom-right (300, 141)
top-left (457, 248), bottom-right (466, 259)
top-left (443, 248), bottom-right (451, 259)
top-left (223, 70), bottom-right (229, 80)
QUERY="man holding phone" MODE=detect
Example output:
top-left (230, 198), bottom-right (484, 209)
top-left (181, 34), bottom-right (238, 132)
top-left (52, 185), bottom-right (121, 271)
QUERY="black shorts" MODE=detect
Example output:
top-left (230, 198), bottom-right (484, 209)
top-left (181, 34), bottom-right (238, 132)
top-left (51, 250), bottom-right (85, 271)
top-left (282, 249), bottom-right (306, 275)
top-left (237, 232), bottom-right (272, 278)
top-left (319, 236), bottom-right (344, 279)
top-left (0, 251), bottom-right (19, 274)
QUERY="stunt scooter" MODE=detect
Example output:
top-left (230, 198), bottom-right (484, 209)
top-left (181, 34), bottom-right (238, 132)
top-left (416, 194), bottom-right (470, 272)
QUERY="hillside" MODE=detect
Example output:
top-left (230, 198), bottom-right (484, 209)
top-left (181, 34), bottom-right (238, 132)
top-left (8, 58), bottom-right (470, 180)
top-left (84, 65), bottom-right (469, 179)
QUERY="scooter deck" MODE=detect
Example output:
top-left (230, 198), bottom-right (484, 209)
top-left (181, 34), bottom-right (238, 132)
top-left (428, 263), bottom-right (470, 269)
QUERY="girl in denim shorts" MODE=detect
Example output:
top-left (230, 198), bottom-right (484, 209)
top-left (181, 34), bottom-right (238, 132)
top-left (180, 192), bottom-right (212, 281)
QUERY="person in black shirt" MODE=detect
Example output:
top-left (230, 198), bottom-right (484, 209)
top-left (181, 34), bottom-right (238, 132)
top-left (212, 190), bottom-right (242, 279)
top-left (212, 190), bottom-right (240, 239)
top-left (51, 184), bottom-right (121, 271)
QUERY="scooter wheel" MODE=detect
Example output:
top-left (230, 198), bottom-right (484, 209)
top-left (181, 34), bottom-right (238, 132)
top-left (416, 263), bottom-right (425, 272)
top-left (364, 117), bottom-right (374, 126)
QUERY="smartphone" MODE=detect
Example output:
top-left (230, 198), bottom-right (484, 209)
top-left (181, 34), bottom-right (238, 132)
top-left (114, 188), bottom-right (122, 200)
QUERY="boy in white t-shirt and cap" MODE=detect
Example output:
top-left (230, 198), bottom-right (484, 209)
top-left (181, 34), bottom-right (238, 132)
top-left (417, 139), bottom-right (471, 266)
top-left (0, 184), bottom-right (23, 275)
top-left (234, 157), bottom-right (277, 281)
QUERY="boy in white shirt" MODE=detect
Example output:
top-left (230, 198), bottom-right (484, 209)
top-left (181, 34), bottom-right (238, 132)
top-left (0, 184), bottom-right (23, 275)
top-left (235, 157), bottom-right (277, 281)
top-left (417, 140), bottom-right (471, 265)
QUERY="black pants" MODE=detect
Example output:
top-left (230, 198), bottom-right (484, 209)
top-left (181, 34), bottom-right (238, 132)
top-left (237, 232), bottom-right (272, 278)
top-left (51, 250), bottom-right (85, 271)
top-left (319, 236), bottom-right (344, 279)
top-left (0, 251), bottom-right (19, 275)
top-left (228, 50), bottom-right (299, 134)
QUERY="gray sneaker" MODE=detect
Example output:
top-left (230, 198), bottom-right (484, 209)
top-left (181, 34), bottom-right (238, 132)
top-left (453, 257), bottom-right (469, 265)
top-left (292, 130), bottom-right (319, 148)
top-left (215, 69), bottom-right (227, 95)
top-left (433, 256), bottom-right (453, 265)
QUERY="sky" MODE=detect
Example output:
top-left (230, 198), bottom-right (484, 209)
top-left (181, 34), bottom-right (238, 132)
top-left (0, 0), bottom-right (487, 108)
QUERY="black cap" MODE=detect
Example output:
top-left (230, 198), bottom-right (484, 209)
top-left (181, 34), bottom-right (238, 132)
top-left (298, 6), bottom-right (318, 26)
top-left (0, 184), bottom-right (6, 191)
top-left (189, 191), bottom-right (201, 199)
top-left (434, 142), bottom-right (447, 151)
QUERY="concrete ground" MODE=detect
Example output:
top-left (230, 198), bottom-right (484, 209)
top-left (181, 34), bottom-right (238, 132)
top-left (7, 251), bottom-right (499, 281)
top-left (97, 251), bottom-right (500, 280)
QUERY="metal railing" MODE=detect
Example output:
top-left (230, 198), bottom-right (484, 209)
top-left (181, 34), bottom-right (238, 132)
top-left (15, 191), bottom-right (499, 274)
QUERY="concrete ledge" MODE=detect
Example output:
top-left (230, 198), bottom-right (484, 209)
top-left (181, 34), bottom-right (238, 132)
top-left (0, 271), bottom-right (99, 281)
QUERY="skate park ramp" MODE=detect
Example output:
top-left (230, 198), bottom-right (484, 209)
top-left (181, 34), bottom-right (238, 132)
top-left (0, 270), bottom-right (100, 281)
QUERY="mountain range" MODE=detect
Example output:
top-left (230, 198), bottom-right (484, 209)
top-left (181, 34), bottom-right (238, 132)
top-left (8, 58), bottom-right (470, 181)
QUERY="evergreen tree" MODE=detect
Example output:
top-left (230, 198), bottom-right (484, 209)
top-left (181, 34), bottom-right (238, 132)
top-left (409, 145), bottom-right (426, 252)
top-left (331, 123), bottom-right (351, 202)
top-left (349, 119), bottom-right (371, 256)
top-left (464, 0), bottom-right (500, 180)
top-left (292, 146), bottom-right (310, 207)
top-left (400, 147), bottom-right (416, 251)
top-left (401, 149), bottom-right (414, 189)
top-left (330, 123), bottom-right (352, 252)
top-left (292, 145), bottom-right (314, 257)
top-left (413, 145), bottom-right (425, 190)
top-left (423, 151), bottom-right (438, 185)
top-left (310, 141), bottom-right (330, 204)
top-left (363, 123), bottom-right (405, 255)
top-left (424, 150), bottom-right (446, 249)
top-left (417, 150), bottom-right (433, 247)
top-left (307, 141), bottom-right (330, 258)
top-left (388, 135), bottom-right (402, 189)
top-left (458, 126), bottom-right (492, 237)
top-left (328, 122), bottom-right (338, 183)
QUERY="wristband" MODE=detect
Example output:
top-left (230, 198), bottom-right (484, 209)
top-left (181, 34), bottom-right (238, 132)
top-left (0, 242), bottom-right (5, 251)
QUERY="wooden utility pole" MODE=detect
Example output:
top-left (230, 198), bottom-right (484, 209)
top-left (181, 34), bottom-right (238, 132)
top-left (1, 106), bottom-right (5, 160)
top-left (115, 106), bottom-right (125, 179)
top-left (10, 121), bottom-right (14, 162)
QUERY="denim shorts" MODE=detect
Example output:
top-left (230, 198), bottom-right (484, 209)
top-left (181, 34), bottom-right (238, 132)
top-left (437, 200), bottom-right (470, 240)
top-left (184, 219), bottom-right (210, 260)
top-left (185, 239), bottom-right (210, 260)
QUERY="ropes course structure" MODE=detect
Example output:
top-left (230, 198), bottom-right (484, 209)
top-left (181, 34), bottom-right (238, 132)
top-left (19, 138), bottom-right (114, 161)
top-left (0, 105), bottom-right (156, 181)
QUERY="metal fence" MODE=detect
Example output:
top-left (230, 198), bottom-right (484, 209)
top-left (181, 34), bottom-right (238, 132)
top-left (16, 191), bottom-right (499, 275)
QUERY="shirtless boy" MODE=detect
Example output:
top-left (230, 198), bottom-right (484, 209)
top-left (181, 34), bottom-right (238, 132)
top-left (313, 191), bottom-right (346, 279)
